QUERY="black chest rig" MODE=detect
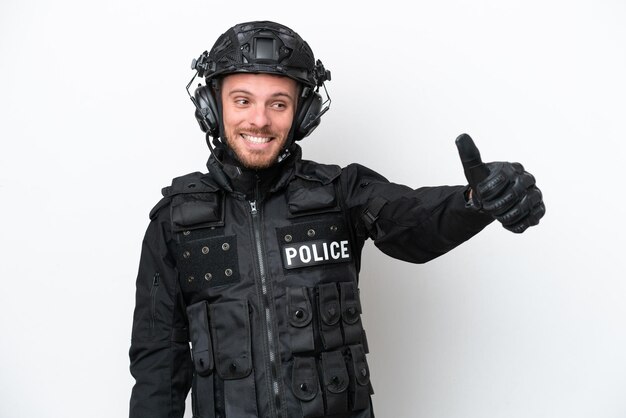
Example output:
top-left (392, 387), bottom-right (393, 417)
top-left (166, 160), bottom-right (374, 418)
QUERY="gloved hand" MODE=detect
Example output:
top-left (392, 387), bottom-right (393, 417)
top-left (456, 134), bottom-right (546, 233)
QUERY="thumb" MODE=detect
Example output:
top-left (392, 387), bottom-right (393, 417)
top-left (455, 133), bottom-right (490, 188)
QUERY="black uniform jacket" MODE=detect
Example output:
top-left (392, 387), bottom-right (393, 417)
top-left (129, 149), bottom-right (493, 418)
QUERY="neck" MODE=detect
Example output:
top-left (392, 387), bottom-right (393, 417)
top-left (207, 145), bottom-right (301, 199)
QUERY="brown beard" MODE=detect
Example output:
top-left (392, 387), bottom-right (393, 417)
top-left (224, 128), bottom-right (286, 170)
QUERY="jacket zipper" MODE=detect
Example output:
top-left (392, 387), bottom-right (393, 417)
top-left (249, 199), bottom-right (284, 418)
top-left (149, 272), bottom-right (160, 331)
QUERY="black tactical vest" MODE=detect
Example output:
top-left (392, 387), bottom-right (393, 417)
top-left (166, 160), bottom-right (374, 418)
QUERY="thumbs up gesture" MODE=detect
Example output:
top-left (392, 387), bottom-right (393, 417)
top-left (455, 134), bottom-right (546, 233)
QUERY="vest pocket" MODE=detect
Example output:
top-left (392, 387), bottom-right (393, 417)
top-left (317, 283), bottom-right (343, 350)
top-left (292, 348), bottom-right (369, 417)
top-left (192, 372), bottom-right (216, 418)
top-left (186, 301), bottom-right (215, 418)
top-left (187, 301), bottom-right (214, 376)
top-left (292, 356), bottom-right (324, 417)
top-left (210, 300), bottom-right (259, 417)
top-left (346, 344), bottom-right (373, 411)
top-left (171, 191), bottom-right (224, 231)
top-left (340, 282), bottom-right (364, 345)
top-left (287, 287), bottom-right (315, 353)
top-left (286, 182), bottom-right (340, 217)
top-left (320, 350), bottom-right (349, 414)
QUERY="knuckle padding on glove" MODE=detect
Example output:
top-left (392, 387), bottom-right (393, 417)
top-left (481, 170), bottom-right (536, 215)
top-left (506, 221), bottom-right (530, 234)
top-left (501, 191), bottom-right (546, 233)
top-left (477, 172), bottom-right (509, 201)
top-left (496, 186), bottom-right (541, 225)
top-left (476, 162), bottom-right (525, 200)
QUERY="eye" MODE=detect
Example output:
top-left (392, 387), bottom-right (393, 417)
top-left (234, 98), bottom-right (249, 106)
top-left (271, 101), bottom-right (289, 110)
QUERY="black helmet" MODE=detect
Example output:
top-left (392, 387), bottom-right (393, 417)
top-left (192, 21), bottom-right (330, 88)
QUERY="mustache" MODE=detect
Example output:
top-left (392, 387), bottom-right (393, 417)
top-left (236, 127), bottom-right (278, 137)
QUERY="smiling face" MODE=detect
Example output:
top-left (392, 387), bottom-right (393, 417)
top-left (221, 73), bottom-right (299, 169)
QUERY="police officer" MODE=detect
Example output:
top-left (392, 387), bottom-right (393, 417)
top-left (129, 21), bottom-right (545, 418)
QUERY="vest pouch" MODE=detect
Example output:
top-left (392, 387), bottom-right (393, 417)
top-left (317, 283), bottom-right (343, 350)
top-left (346, 344), bottom-right (373, 411)
top-left (171, 192), bottom-right (224, 232)
top-left (186, 301), bottom-right (214, 376)
top-left (209, 300), bottom-right (258, 417)
top-left (286, 162), bottom-right (342, 217)
top-left (287, 287), bottom-right (315, 353)
top-left (186, 301), bottom-right (215, 418)
top-left (191, 371), bottom-right (216, 418)
top-left (340, 282), bottom-right (364, 345)
top-left (321, 350), bottom-right (349, 415)
top-left (362, 329), bottom-right (370, 354)
top-left (292, 356), bottom-right (324, 418)
top-left (287, 182), bottom-right (340, 217)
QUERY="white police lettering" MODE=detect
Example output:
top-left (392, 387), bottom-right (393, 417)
top-left (299, 246), bottom-right (311, 263)
top-left (283, 239), bottom-right (352, 269)
top-left (341, 241), bottom-right (349, 258)
top-left (312, 245), bottom-right (324, 262)
top-left (285, 247), bottom-right (298, 265)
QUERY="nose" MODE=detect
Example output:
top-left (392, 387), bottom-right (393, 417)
top-left (249, 104), bottom-right (270, 128)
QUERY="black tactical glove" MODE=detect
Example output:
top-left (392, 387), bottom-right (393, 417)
top-left (456, 134), bottom-right (546, 233)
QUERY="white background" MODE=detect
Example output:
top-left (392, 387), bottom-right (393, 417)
top-left (1, 0), bottom-right (625, 417)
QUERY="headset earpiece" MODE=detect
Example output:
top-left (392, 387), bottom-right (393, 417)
top-left (293, 88), bottom-right (323, 141)
top-left (193, 84), bottom-right (220, 137)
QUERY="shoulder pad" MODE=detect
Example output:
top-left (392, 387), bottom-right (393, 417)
top-left (150, 171), bottom-right (221, 220)
top-left (167, 171), bottom-right (220, 196)
top-left (295, 160), bottom-right (342, 185)
top-left (149, 196), bottom-right (171, 220)
top-left (343, 163), bottom-right (389, 184)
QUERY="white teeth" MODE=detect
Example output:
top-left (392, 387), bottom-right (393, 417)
top-left (242, 134), bottom-right (271, 144)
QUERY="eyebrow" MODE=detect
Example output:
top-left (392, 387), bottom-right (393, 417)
top-left (227, 89), bottom-right (295, 101)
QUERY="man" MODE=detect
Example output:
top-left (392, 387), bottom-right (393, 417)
top-left (129, 21), bottom-right (545, 418)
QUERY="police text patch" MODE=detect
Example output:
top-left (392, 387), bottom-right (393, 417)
top-left (282, 239), bottom-right (352, 269)
top-left (276, 218), bottom-right (352, 271)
